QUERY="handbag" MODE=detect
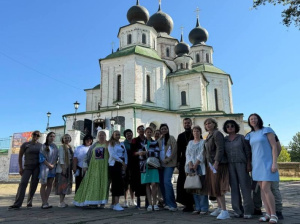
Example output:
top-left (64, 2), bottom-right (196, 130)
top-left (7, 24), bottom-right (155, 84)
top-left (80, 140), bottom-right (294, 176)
top-left (184, 173), bottom-right (202, 189)
top-left (147, 157), bottom-right (160, 168)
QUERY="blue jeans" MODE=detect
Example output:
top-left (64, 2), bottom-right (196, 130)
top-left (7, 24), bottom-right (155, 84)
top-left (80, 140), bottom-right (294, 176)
top-left (193, 194), bottom-right (208, 212)
top-left (163, 167), bottom-right (177, 208)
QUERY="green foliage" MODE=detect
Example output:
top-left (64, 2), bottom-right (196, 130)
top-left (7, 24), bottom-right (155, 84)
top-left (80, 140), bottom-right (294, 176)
top-left (278, 146), bottom-right (291, 162)
top-left (253, 0), bottom-right (300, 28)
top-left (289, 132), bottom-right (300, 162)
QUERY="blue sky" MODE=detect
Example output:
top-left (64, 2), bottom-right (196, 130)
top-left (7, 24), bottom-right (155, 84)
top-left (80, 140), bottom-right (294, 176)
top-left (0, 0), bottom-right (299, 146)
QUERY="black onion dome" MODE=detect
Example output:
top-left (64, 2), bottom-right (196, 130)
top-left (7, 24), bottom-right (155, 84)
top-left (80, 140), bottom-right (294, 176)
top-left (175, 34), bottom-right (190, 56)
top-left (188, 18), bottom-right (209, 45)
top-left (127, 0), bottom-right (149, 24)
top-left (147, 5), bottom-right (173, 34)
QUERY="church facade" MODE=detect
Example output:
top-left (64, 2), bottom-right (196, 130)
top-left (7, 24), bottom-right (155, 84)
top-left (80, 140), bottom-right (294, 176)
top-left (62, 1), bottom-right (244, 139)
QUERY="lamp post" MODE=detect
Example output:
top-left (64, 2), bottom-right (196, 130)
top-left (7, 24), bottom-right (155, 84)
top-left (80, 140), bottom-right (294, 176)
top-left (46, 112), bottom-right (51, 131)
top-left (73, 101), bottom-right (80, 130)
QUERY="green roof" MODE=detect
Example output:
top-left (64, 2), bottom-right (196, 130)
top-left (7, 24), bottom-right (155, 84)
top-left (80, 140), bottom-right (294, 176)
top-left (103, 46), bottom-right (162, 61)
top-left (169, 64), bottom-right (227, 77)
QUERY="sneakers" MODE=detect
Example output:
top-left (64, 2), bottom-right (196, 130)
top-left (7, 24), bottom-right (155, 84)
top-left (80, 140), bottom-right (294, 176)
top-left (209, 200), bottom-right (214, 209)
top-left (217, 210), bottom-right (230, 220)
top-left (210, 207), bottom-right (222, 216)
top-left (26, 204), bottom-right (32, 209)
top-left (147, 205), bottom-right (153, 211)
top-left (192, 210), bottom-right (200, 215)
top-left (169, 207), bottom-right (178, 212)
top-left (123, 200), bottom-right (129, 208)
top-left (276, 211), bottom-right (284, 220)
top-left (113, 203), bottom-right (124, 211)
top-left (243, 214), bottom-right (252, 219)
top-left (164, 205), bottom-right (170, 210)
top-left (58, 202), bottom-right (68, 208)
top-left (200, 211), bottom-right (210, 215)
top-left (153, 205), bottom-right (160, 211)
top-left (8, 205), bottom-right (20, 210)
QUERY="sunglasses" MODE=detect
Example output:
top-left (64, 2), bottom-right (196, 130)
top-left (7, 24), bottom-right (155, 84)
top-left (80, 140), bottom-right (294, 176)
top-left (226, 124), bottom-right (235, 129)
top-left (33, 133), bottom-right (40, 137)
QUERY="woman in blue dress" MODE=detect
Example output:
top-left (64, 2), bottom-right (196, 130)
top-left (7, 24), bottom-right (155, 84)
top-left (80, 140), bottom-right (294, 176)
top-left (245, 113), bottom-right (279, 223)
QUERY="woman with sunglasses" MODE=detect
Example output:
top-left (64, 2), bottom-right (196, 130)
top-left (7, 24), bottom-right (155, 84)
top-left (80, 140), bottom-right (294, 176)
top-left (39, 132), bottom-right (58, 209)
top-left (223, 120), bottom-right (253, 219)
top-left (203, 118), bottom-right (230, 220)
top-left (55, 134), bottom-right (74, 208)
top-left (8, 131), bottom-right (42, 209)
top-left (245, 114), bottom-right (279, 223)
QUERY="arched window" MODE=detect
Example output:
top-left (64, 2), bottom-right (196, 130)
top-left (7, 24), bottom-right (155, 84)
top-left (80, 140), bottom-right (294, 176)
top-left (181, 91), bottom-right (187, 105)
top-left (153, 39), bottom-right (155, 49)
top-left (214, 88), bottom-right (219, 111)
top-left (180, 63), bottom-right (183, 69)
top-left (146, 75), bottom-right (151, 102)
top-left (142, 33), bottom-right (146, 44)
top-left (186, 63), bottom-right (188, 69)
top-left (127, 34), bottom-right (132, 44)
top-left (166, 48), bottom-right (170, 57)
top-left (196, 53), bottom-right (200, 63)
top-left (117, 75), bottom-right (121, 101)
top-left (206, 53), bottom-right (209, 63)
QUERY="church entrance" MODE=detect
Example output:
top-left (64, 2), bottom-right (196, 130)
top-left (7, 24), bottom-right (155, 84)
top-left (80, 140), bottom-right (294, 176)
top-left (93, 118), bottom-right (105, 137)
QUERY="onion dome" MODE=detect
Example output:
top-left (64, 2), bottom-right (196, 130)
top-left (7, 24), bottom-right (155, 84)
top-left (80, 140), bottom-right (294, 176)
top-left (175, 34), bottom-right (190, 56)
top-left (147, 4), bottom-right (173, 35)
top-left (188, 18), bottom-right (209, 45)
top-left (127, 0), bottom-right (149, 24)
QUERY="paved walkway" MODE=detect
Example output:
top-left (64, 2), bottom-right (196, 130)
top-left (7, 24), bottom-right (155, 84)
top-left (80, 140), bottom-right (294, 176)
top-left (0, 182), bottom-right (299, 224)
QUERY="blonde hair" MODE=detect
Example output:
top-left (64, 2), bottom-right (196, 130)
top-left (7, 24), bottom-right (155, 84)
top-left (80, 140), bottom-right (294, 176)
top-left (204, 118), bottom-right (218, 131)
top-left (61, 134), bottom-right (72, 166)
top-left (108, 130), bottom-right (120, 147)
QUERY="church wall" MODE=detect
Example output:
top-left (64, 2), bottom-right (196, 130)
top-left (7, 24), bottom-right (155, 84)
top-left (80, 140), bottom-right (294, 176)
top-left (134, 56), bottom-right (169, 109)
top-left (169, 73), bottom-right (204, 111)
top-left (85, 89), bottom-right (101, 111)
top-left (204, 73), bottom-right (233, 113)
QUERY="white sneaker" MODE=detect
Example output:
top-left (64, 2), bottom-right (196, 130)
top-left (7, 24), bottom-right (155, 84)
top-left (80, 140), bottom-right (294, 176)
top-left (153, 205), bottom-right (160, 211)
top-left (113, 203), bottom-right (124, 211)
top-left (209, 200), bottom-right (214, 209)
top-left (123, 200), bottom-right (129, 208)
top-left (164, 205), bottom-right (170, 210)
top-left (132, 199), bottom-right (137, 206)
top-left (147, 205), bottom-right (153, 211)
top-left (210, 207), bottom-right (222, 216)
top-left (217, 210), bottom-right (230, 220)
top-left (169, 207), bottom-right (178, 212)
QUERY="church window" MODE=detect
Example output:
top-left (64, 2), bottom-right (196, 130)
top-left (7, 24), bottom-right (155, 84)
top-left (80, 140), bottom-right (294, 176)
top-left (214, 88), bottom-right (219, 111)
top-left (166, 48), bottom-right (170, 57)
top-left (206, 53), bottom-right (209, 63)
top-left (181, 91), bottom-right (187, 105)
top-left (180, 63), bottom-right (183, 69)
top-left (146, 75), bottom-right (151, 102)
top-left (186, 63), bottom-right (188, 69)
top-left (127, 34), bottom-right (132, 44)
top-left (142, 33), bottom-right (146, 44)
top-left (196, 53), bottom-right (200, 62)
top-left (117, 75), bottom-right (121, 101)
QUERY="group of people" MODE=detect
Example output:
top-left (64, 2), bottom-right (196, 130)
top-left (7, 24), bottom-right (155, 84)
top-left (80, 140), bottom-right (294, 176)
top-left (8, 114), bottom-right (283, 223)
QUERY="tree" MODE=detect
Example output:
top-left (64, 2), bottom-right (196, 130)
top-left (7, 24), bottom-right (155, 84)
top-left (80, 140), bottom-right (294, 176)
top-left (278, 146), bottom-right (291, 162)
top-left (252, 0), bottom-right (300, 28)
top-left (289, 132), bottom-right (300, 162)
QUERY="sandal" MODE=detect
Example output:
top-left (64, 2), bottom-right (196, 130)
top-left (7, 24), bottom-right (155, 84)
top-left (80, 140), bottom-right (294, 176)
top-left (269, 215), bottom-right (278, 223)
top-left (259, 214), bottom-right (270, 222)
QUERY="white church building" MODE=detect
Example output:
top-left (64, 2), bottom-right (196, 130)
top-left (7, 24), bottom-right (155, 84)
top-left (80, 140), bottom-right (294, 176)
top-left (60, 0), bottom-right (245, 140)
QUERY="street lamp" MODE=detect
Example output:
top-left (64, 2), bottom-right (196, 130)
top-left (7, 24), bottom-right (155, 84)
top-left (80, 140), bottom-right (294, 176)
top-left (116, 103), bottom-right (120, 124)
top-left (46, 112), bottom-right (51, 131)
top-left (73, 101), bottom-right (80, 130)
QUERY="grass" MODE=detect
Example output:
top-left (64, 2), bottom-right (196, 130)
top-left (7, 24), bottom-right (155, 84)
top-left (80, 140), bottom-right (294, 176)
top-left (280, 176), bottom-right (300, 182)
